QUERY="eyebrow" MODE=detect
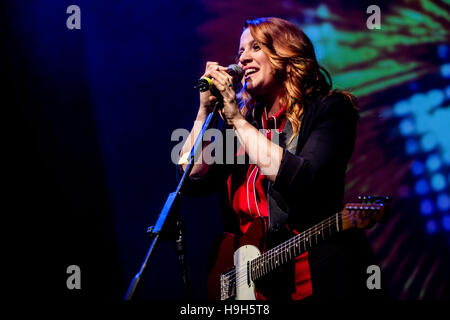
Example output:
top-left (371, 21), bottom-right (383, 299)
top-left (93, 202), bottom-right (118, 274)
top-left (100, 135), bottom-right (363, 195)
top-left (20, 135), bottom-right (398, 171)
top-left (238, 40), bottom-right (256, 53)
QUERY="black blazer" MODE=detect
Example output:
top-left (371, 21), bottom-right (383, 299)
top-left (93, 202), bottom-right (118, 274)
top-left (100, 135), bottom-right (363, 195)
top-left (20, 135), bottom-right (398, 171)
top-left (179, 92), bottom-right (386, 299)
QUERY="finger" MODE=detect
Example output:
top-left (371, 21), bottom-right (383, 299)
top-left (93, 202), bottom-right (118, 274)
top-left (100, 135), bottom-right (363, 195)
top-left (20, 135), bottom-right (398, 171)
top-left (201, 62), bottom-right (216, 78)
top-left (205, 64), bottom-right (228, 76)
top-left (206, 62), bottom-right (228, 71)
top-left (212, 78), bottom-right (234, 93)
top-left (211, 78), bottom-right (226, 92)
top-left (210, 70), bottom-right (232, 82)
top-left (205, 61), bottom-right (219, 69)
top-left (210, 71), bottom-right (233, 89)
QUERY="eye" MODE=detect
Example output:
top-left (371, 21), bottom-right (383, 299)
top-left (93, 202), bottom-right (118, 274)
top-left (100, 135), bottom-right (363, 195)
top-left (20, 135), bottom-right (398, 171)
top-left (236, 49), bottom-right (244, 60)
top-left (253, 43), bottom-right (261, 50)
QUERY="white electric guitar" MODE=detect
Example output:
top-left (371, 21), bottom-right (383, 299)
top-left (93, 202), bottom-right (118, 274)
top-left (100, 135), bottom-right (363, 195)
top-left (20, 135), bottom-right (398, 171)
top-left (207, 195), bottom-right (391, 300)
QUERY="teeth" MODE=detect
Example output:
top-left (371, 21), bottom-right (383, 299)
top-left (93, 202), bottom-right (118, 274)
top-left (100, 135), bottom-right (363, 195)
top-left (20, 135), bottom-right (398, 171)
top-left (245, 68), bottom-right (258, 76)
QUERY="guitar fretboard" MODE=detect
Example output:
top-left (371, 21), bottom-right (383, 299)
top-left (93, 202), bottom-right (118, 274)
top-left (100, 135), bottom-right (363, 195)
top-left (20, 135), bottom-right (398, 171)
top-left (249, 212), bottom-right (343, 281)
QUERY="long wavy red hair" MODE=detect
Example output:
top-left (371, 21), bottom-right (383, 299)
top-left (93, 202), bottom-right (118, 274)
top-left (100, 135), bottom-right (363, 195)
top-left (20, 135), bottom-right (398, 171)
top-left (238, 17), bottom-right (357, 140)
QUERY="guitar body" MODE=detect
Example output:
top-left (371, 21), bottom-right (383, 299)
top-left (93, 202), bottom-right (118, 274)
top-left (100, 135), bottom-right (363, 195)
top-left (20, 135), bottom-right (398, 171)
top-left (207, 217), bottom-right (267, 300)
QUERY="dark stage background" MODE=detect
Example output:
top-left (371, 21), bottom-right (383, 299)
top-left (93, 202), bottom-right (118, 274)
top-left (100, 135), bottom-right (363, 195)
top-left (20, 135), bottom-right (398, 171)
top-left (4, 0), bottom-right (450, 300)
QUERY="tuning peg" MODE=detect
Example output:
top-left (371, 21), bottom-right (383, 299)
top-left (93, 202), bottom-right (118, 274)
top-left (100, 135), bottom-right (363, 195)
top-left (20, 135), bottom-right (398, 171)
top-left (358, 195), bottom-right (368, 203)
top-left (372, 195), bottom-right (392, 204)
top-left (359, 195), bottom-right (393, 204)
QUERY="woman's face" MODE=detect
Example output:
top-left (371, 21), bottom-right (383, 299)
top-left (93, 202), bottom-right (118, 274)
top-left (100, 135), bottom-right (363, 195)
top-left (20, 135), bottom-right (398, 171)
top-left (238, 28), bottom-right (278, 98)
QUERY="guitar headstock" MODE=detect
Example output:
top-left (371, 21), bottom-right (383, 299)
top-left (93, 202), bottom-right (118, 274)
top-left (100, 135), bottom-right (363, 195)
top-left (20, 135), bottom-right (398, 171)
top-left (342, 195), bottom-right (392, 230)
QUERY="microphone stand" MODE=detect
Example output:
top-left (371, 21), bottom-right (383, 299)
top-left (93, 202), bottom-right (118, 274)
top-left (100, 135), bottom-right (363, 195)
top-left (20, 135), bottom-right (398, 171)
top-left (123, 90), bottom-right (223, 300)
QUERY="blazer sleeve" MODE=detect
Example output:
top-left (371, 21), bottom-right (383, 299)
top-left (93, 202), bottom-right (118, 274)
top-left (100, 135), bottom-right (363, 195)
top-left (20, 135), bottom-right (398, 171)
top-left (271, 94), bottom-right (358, 205)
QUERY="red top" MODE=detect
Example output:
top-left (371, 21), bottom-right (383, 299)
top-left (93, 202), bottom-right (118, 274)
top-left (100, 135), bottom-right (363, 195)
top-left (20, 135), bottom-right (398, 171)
top-left (226, 106), bottom-right (313, 300)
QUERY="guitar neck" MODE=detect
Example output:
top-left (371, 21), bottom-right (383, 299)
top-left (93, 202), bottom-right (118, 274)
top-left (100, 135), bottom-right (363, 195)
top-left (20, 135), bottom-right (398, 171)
top-left (250, 212), bottom-right (343, 281)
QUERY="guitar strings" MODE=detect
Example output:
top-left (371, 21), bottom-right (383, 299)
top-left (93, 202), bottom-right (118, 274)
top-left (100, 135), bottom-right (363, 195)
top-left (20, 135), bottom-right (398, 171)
top-left (223, 204), bottom-right (379, 285)
top-left (229, 206), bottom-right (377, 287)
top-left (231, 213), bottom-right (346, 287)
top-left (223, 212), bottom-right (346, 285)
top-left (221, 212), bottom-right (341, 279)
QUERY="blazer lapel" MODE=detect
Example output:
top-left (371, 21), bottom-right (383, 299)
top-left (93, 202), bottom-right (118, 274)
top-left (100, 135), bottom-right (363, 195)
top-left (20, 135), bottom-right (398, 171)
top-left (277, 119), bottom-right (298, 154)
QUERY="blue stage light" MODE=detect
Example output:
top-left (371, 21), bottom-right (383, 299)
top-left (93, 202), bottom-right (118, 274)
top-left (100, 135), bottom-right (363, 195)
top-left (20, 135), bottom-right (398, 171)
top-left (317, 4), bottom-right (330, 19)
top-left (411, 93), bottom-right (428, 111)
top-left (437, 45), bottom-right (448, 60)
top-left (415, 179), bottom-right (430, 195)
top-left (303, 25), bottom-right (321, 42)
top-left (427, 89), bottom-right (445, 107)
top-left (315, 43), bottom-right (324, 61)
top-left (421, 133), bottom-right (438, 152)
top-left (426, 219), bottom-right (438, 234)
top-left (437, 193), bottom-right (450, 211)
top-left (393, 100), bottom-right (410, 116)
top-left (321, 22), bottom-right (334, 35)
top-left (443, 151), bottom-right (450, 165)
top-left (420, 199), bottom-right (434, 216)
top-left (442, 215), bottom-right (450, 231)
top-left (399, 118), bottom-right (416, 136)
top-left (445, 85), bottom-right (450, 98)
top-left (405, 139), bottom-right (419, 155)
top-left (441, 63), bottom-right (450, 78)
top-left (411, 160), bottom-right (425, 175)
top-left (431, 173), bottom-right (447, 192)
top-left (426, 154), bottom-right (442, 172)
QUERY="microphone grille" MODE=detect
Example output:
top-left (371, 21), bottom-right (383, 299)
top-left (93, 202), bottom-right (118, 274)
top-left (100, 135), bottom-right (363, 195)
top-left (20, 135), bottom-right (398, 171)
top-left (228, 64), bottom-right (243, 82)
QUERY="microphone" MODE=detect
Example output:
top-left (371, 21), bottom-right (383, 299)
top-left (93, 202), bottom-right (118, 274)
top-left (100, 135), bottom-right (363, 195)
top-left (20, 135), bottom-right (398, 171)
top-left (194, 64), bottom-right (243, 92)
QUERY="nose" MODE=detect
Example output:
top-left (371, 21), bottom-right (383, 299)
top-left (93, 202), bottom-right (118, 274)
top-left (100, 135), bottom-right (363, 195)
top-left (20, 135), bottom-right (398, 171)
top-left (239, 50), bottom-right (252, 66)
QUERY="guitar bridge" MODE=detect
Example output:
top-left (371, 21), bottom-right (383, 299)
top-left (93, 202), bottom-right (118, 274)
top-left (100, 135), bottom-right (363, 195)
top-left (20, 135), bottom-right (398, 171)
top-left (220, 267), bottom-right (236, 300)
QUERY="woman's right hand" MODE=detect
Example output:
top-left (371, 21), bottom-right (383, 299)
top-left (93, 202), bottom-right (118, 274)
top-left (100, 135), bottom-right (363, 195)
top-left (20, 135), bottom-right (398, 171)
top-left (199, 61), bottom-right (229, 116)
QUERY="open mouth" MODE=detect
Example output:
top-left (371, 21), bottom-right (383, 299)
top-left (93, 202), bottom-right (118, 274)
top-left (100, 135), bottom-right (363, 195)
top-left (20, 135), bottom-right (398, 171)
top-left (244, 68), bottom-right (259, 79)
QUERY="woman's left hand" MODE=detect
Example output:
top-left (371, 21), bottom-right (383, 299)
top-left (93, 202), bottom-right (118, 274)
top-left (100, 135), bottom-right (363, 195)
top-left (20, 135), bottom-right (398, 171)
top-left (210, 68), bottom-right (244, 127)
